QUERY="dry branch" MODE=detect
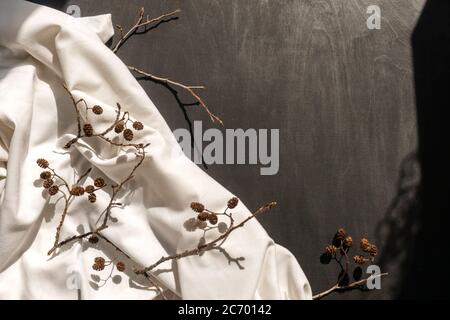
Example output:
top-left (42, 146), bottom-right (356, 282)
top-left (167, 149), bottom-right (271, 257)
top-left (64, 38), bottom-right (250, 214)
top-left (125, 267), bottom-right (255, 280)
top-left (135, 201), bottom-right (276, 275)
top-left (112, 7), bottom-right (223, 126)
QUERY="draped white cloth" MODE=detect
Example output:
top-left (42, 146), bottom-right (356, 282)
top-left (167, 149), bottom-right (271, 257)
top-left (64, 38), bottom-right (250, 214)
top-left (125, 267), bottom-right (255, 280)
top-left (0, 0), bottom-right (311, 300)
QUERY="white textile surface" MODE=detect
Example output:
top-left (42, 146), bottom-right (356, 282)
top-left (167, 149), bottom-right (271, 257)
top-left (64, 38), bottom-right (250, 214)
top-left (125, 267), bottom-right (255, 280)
top-left (0, 0), bottom-right (311, 300)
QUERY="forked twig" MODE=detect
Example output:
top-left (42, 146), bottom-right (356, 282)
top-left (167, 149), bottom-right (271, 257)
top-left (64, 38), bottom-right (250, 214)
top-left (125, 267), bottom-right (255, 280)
top-left (112, 7), bottom-right (223, 126)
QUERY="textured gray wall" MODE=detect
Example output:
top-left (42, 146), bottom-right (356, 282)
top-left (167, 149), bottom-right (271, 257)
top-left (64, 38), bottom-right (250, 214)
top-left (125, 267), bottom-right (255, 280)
top-left (31, 0), bottom-right (425, 299)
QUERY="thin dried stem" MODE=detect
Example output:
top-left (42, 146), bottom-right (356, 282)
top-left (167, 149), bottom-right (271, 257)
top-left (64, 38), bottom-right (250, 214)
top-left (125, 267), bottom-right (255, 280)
top-left (128, 65), bottom-right (224, 126)
top-left (100, 149), bottom-right (146, 228)
top-left (111, 7), bottom-right (223, 127)
top-left (49, 194), bottom-right (73, 255)
top-left (112, 8), bottom-right (181, 53)
top-left (313, 273), bottom-right (389, 300)
top-left (135, 202), bottom-right (276, 275)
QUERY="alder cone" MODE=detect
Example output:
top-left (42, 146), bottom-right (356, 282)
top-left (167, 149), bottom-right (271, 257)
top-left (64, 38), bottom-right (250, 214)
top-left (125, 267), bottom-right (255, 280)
top-left (116, 261), bottom-right (126, 272)
top-left (325, 245), bottom-right (337, 254)
top-left (70, 185), bottom-right (85, 196)
top-left (37, 158), bottom-right (49, 169)
top-left (83, 123), bottom-right (93, 137)
top-left (354, 255), bottom-right (366, 265)
top-left (40, 171), bottom-right (52, 179)
top-left (367, 244), bottom-right (378, 256)
top-left (335, 228), bottom-right (347, 241)
top-left (343, 236), bottom-right (353, 248)
top-left (43, 179), bottom-right (54, 189)
top-left (88, 235), bottom-right (99, 244)
top-left (48, 185), bottom-right (59, 196)
top-left (132, 121), bottom-right (144, 130)
top-left (88, 193), bottom-right (97, 203)
top-left (360, 238), bottom-right (371, 251)
top-left (123, 129), bottom-right (134, 141)
top-left (208, 213), bottom-right (218, 225)
top-left (94, 178), bottom-right (105, 188)
top-left (197, 212), bottom-right (209, 222)
top-left (191, 202), bottom-right (205, 213)
top-left (92, 105), bottom-right (103, 115)
top-left (227, 197), bottom-right (239, 209)
top-left (92, 263), bottom-right (104, 271)
top-left (114, 121), bottom-right (124, 133)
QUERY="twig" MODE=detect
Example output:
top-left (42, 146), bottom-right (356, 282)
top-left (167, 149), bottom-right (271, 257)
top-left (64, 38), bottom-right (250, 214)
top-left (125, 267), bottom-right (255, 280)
top-left (313, 273), bottom-right (389, 300)
top-left (128, 65), bottom-right (224, 126)
top-left (110, 7), bottom-right (223, 127)
top-left (135, 202), bottom-right (276, 275)
top-left (112, 8), bottom-right (181, 53)
top-left (100, 149), bottom-right (146, 228)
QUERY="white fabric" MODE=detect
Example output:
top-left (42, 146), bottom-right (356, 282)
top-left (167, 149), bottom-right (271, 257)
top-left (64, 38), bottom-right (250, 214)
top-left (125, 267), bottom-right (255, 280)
top-left (0, 0), bottom-right (311, 300)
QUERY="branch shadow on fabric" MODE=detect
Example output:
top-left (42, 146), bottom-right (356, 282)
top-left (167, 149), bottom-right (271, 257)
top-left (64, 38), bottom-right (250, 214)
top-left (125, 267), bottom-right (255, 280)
top-left (377, 0), bottom-right (450, 299)
top-left (183, 217), bottom-right (246, 270)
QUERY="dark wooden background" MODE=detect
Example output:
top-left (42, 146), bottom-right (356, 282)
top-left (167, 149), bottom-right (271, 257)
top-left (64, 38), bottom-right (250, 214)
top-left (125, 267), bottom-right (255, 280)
top-left (29, 0), bottom-right (425, 299)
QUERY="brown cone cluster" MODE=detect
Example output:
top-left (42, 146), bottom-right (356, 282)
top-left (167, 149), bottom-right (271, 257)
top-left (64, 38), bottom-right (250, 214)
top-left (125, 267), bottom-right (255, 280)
top-left (94, 178), bottom-right (105, 188)
top-left (190, 202), bottom-right (205, 213)
top-left (190, 202), bottom-right (220, 225)
top-left (197, 211), bottom-right (209, 222)
top-left (116, 261), bottom-right (126, 272)
top-left (353, 255), bottom-right (366, 265)
top-left (92, 257), bottom-right (106, 271)
top-left (335, 228), bottom-right (347, 241)
top-left (325, 245), bottom-right (337, 254)
top-left (43, 179), bottom-right (54, 189)
top-left (37, 158), bottom-right (49, 169)
top-left (70, 185), bottom-right (85, 196)
top-left (123, 129), bottom-right (134, 141)
top-left (85, 185), bottom-right (95, 193)
top-left (360, 238), bottom-right (378, 257)
top-left (88, 193), bottom-right (97, 203)
top-left (227, 197), bottom-right (239, 209)
top-left (132, 121), bottom-right (144, 130)
top-left (208, 214), bottom-right (218, 225)
top-left (88, 235), bottom-right (99, 244)
top-left (92, 105), bottom-right (103, 115)
top-left (343, 236), bottom-right (353, 248)
top-left (115, 121), bottom-right (125, 133)
top-left (322, 228), bottom-right (380, 266)
top-left (83, 123), bottom-right (93, 137)
top-left (40, 171), bottom-right (52, 179)
top-left (48, 185), bottom-right (59, 196)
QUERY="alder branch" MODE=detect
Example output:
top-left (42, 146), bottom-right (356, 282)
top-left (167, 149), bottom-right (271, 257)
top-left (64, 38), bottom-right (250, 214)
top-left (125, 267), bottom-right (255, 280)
top-left (49, 167), bottom-right (92, 253)
top-left (135, 201), bottom-right (276, 275)
top-left (46, 84), bottom-right (150, 256)
top-left (42, 85), bottom-right (170, 296)
top-left (110, 7), bottom-right (223, 126)
top-left (313, 273), bottom-right (389, 300)
top-left (112, 8), bottom-right (181, 53)
top-left (314, 229), bottom-right (387, 300)
top-left (99, 149), bottom-right (147, 228)
top-left (128, 66), bottom-right (224, 126)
